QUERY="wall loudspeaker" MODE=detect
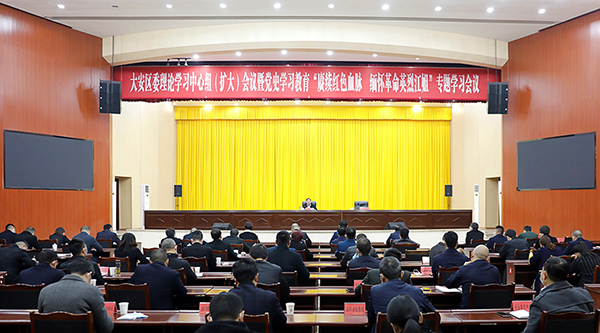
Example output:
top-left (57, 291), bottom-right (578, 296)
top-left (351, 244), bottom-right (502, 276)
top-left (99, 80), bottom-right (122, 114)
top-left (174, 185), bottom-right (182, 197)
top-left (445, 185), bottom-right (453, 197)
top-left (487, 82), bottom-right (508, 114)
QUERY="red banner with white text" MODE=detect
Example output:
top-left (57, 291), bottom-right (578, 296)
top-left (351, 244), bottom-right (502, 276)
top-left (114, 65), bottom-right (497, 102)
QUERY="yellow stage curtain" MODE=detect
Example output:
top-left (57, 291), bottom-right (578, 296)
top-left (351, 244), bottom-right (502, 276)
top-left (175, 106), bottom-right (451, 210)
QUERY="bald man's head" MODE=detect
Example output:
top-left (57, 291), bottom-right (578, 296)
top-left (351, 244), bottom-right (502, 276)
top-left (472, 245), bottom-right (490, 260)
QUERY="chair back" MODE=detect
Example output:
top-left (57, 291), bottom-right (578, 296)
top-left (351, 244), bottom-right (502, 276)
top-left (393, 243), bottom-right (419, 254)
top-left (469, 283), bottom-right (515, 309)
top-left (244, 312), bottom-right (270, 333)
top-left (361, 284), bottom-right (373, 303)
top-left (143, 247), bottom-right (159, 256)
top-left (438, 266), bottom-right (460, 285)
top-left (525, 237), bottom-right (539, 248)
top-left (295, 249), bottom-right (306, 261)
top-left (0, 239), bottom-right (5, 245)
top-left (257, 283), bottom-right (281, 299)
top-left (174, 268), bottom-right (185, 284)
top-left (330, 244), bottom-right (338, 254)
top-left (0, 284), bottom-right (44, 309)
top-left (594, 265), bottom-right (600, 284)
top-left (539, 310), bottom-right (599, 333)
top-left (183, 256), bottom-right (208, 272)
top-left (97, 239), bottom-right (113, 248)
top-left (493, 243), bottom-right (504, 253)
top-left (38, 239), bottom-right (58, 249)
top-left (422, 311), bottom-right (440, 332)
top-left (514, 249), bottom-right (530, 260)
top-left (346, 267), bottom-right (371, 286)
top-left (212, 250), bottom-right (228, 261)
top-left (404, 249), bottom-right (429, 261)
top-left (584, 286), bottom-right (600, 310)
top-left (30, 311), bottom-right (94, 333)
top-left (244, 239), bottom-right (259, 244)
top-left (375, 313), bottom-right (394, 333)
top-left (555, 242), bottom-right (568, 252)
top-left (231, 243), bottom-right (243, 254)
top-left (105, 283), bottom-right (151, 310)
top-left (282, 271), bottom-right (298, 286)
top-left (100, 257), bottom-right (130, 272)
top-left (471, 239), bottom-right (486, 246)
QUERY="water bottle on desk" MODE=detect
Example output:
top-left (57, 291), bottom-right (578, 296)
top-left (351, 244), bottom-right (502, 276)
top-left (115, 260), bottom-right (121, 276)
top-left (52, 243), bottom-right (58, 251)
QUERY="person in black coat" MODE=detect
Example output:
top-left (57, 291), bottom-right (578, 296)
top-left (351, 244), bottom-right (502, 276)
top-left (114, 233), bottom-right (149, 271)
top-left (239, 222), bottom-right (259, 242)
top-left (0, 224), bottom-right (17, 244)
top-left (194, 293), bottom-right (255, 333)
top-left (14, 227), bottom-right (42, 250)
top-left (267, 231), bottom-right (310, 284)
top-left (182, 231), bottom-right (216, 271)
top-left (291, 223), bottom-right (312, 247)
top-left (73, 226), bottom-right (104, 262)
top-left (499, 229), bottom-right (529, 260)
top-left (206, 228), bottom-right (237, 261)
top-left (160, 227), bottom-right (183, 247)
top-left (330, 220), bottom-right (348, 244)
top-left (183, 227), bottom-right (197, 241)
top-left (17, 250), bottom-right (64, 285)
top-left (289, 230), bottom-right (313, 261)
top-left (564, 229), bottom-right (594, 255)
top-left (58, 238), bottom-right (104, 285)
top-left (533, 225), bottom-right (558, 249)
top-left (128, 249), bottom-right (187, 310)
top-left (431, 231), bottom-right (468, 280)
top-left (486, 225), bottom-right (507, 251)
top-left (223, 229), bottom-right (250, 253)
top-left (249, 243), bottom-right (290, 303)
top-left (49, 227), bottom-right (70, 247)
top-left (0, 241), bottom-right (36, 284)
top-left (348, 238), bottom-right (380, 269)
top-left (96, 224), bottom-right (120, 246)
top-left (465, 222), bottom-right (484, 246)
top-left (162, 238), bottom-right (197, 284)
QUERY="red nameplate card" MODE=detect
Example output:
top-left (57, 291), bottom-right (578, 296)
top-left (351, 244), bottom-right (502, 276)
top-left (353, 280), bottom-right (362, 289)
top-left (104, 302), bottom-right (116, 314)
top-left (344, 302), bottom-right (366, 316)
top-left (99, 266), bottom-right (109, 276)
top-left (512, 301), bottom-right (531, 311)
top-left (557, 237), bottom-right (565, 243)
top-left (199, 302), bottom-right (210, 315)
top-left (359, 207), bottom-right (370, 211)
top-left (421, 266), bottom-right (432, 275)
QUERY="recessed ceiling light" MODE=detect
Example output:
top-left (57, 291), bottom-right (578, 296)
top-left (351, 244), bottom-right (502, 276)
top-left (382, 4), bottom-right (390, 10)
top-left (220, 3), bottom-right (227, 9)
top-left (386, 102), bottom-right (391, 106)
top-left (373, 53), bottom-right (378, 57)
top-left (166, 4), bottom-right (173, 9)
top-left (204, 105), bottom-right (212, 111)
top-left (538, 8), bottom-right (546, 14)
top-left (57, 4), bottom-right (65, 9)
top-left (416, 57), bottom-right (420, 60)
top-left (264, 101), bottom-right (269, 105)
top-left (234, 102), bottom-right (239, 106)
top-left (435, 6), bottom-right (442, 12)
top-left (325, 100), bottom-right (331, 104)
top-left (192, 54), bottom-right (200, 60)
top-left (486, 7), bottom-right (494, 13)
top-left (446, 103), bottom-right (451, 107)
top-left (274, 3), bottom-right (281, 9)
top-left (328, 4), bottom-right (335, 9)
top-left (295, 100), bottom-right (300, 104)
top-left (357, 101), bottom-right (362, 105)
top-left (412, 105), bottom-right (422, 112)
top-left (327, 50), bottom-right (333, 56)
top-left (235, 51), bottom-right (242, 56)
top-left (281, 50), bottom-right (287, 55)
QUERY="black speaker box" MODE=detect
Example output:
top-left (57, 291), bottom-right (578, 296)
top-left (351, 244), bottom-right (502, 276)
top-left (100, 80), bottom-right (122, 114)
top-left (445, 185), bottom-right (453, 197)
top-left (487, 82), bottom-right (508, 114)
top-left (174, 185), bottom-right (182, 197)
top-left (384, 222), bottom-right (407, 230)
top-left (212, 223), bottom-right (234, 230)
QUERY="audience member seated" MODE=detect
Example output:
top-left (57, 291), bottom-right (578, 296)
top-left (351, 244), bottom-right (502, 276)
top-left (530, 235), bottom-right (564, 293)
top-left (194, 293), bottom-right (254, 333)
top-left (161, 227), bottom-right (183, 246)
top-left (564, 229), bottom-right (594, 255)
top-left (349, 237), bottom-right (380, 269)
top-left (206, 228), bottom-right (237, 261)
top-left (228, 258), bottom-right (287, 333)
top-left (38, 259), bottom-right (114, 333)
top-left (368, 257), bottom-right (435, 333)
top-left (49, 227), bottom-right (70, 247)
top-left (330, 220), bottom-right (348, 244)
top-left (183, 227), bottom-right (197, 240)
top-left (289, 231), bottom-right (314, 261)
top-left (362, 248), bottom-right (412, 286)
top-left (518, 225), bottom-right (538, 240)
top-left (182, 231), bottom-right (216, 271)
top-left (465, 222), bottom-right (484, 246)
top-left (17, 250), bottom-right (64, 285)
top-left (392, 227), bottom-right (416, 246)
top-left (114, 232), bottom-right (149, 271)
top-left (59, 238), bottom-right (104, 285)
top-left (128, 249), bottom-right (187, 309)
top-left (499, 229), bottom-right (530, 260)
top-left (0, 223), bottom-right (17, 244)
top-left (387, 294), bottom-right (436, 333)
top-left (73, 225), bottom-right (103, 261)
top-left (445, 245), bottom-right (501, 308)
top-left (428, 237), bottom-right (446, 260)
top-left (431, 231), bottom-right (468, 280)
top-left (386, 225), bottom-right (402, 247)
top-left (522, 257), bottom-right (594, 333)
top-left (0, 241), bottom-right (36, 284)
top-left (568, 242), bottom-right (600, 286)
top-left (223, 229), bottom-right (250, 253)
top-left (249, 243), bottom-right (290, 302)
top-left (301, 197), bottom-right (317, 210)
top-left (267, 231), bottom-right (310, 284)
top-left (341, 233), bottom-right (379, 269)
top-left (331, 226), bottom-right (347, 245)
top-left (534, 225), bottom-right (558, 249)
top-left (162, 238), bottom-right (197, 284)
top-left (291, 223), bottom-right (312, 247)
top-left (14, 226), bottom-right (42, 250)
top-left (96, 223), bottom-right (120, 246)
top-left (486, 225), bottom-right (507, 251)
top-left (239, 222), bottom-right (259, 242)
top-left (336, 227), bottom-right (357, 257)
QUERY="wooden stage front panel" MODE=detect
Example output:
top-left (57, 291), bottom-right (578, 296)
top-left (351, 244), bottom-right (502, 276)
top-left (144, 210), bottom-right (472, 230)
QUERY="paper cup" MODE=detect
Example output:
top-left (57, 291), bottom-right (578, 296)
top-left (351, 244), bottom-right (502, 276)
top-left (286, 302), bottom-right (295, 315)
top-left (216, 257), bottom-right (222, 265)
top-left (194, 266), bottom-right (201, 274)
top-left (109, 267), bottom-right (116, 277)
top-left (119, 302), bottom-right (129, 316)
top-left (90, 278), bottom-right (97, 285)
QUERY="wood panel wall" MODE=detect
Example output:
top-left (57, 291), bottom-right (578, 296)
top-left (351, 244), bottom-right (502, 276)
top-left (0, 5), bottom-right (111, 239)
top-left (503, 10), bottom-right (600, 239)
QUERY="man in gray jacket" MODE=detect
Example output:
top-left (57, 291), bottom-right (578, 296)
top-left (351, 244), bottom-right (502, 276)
top-left (38, 259), bottom-right (114, 333)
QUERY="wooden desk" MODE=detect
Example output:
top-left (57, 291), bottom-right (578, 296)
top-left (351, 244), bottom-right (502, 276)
top-left (0, 271), bottom-right (6, 285)
top-left (449, 308), bottom-right (527, 325)
top-left (506, 260), bottom-right (537, 287)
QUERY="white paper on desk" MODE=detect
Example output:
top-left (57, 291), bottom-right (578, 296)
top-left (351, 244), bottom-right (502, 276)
top-left (510, 310), bottom-right (529, 319)
top-left (435, 285), bottom-right (462, 293)
top-left (117, 312), bottom-right (148, 320)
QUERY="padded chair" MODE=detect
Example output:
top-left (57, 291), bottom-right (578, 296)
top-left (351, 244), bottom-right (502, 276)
top-left (564, 237), bottom-right (573, 243)
top-left (231, 243), bottom-right (243, 254)
top-left (555, 242), bottom-right (568, 252)
top-left (257, 283), bottom-right (281, 299)
top-left (422, 311), bottom-right (440, 332)
top-left (493, 243), bottom-right (504, 253)
top-left (244, 239), bottom-right (259, 245)
top-left (375, 313), bottom-right (394, 333)
top-left (183, 256), bottom-right (209, 272)
top-left (346, 267), bottom-right (371, 286)
top-left (471, 239), bottom-right (487, 246)
top-left (438, 266), bottom-right (460, 285)
top-left (393, 243), bottom-right (419, 254)
top-left (584, 286), bottom-right (600, 310)
top-left (282, 271), bottom-right (298, 286)
top-left (38, 239), bottom-right (58, 249)
top-left (100, 257), bottom-right (130, 272)
top-left (30, 311), bottom-right (94, 333)
top-left (469, 283), bottom-right (515, 309)
top-left (0, 239), bottom-right (6, 245)
top-left (361, 284), bottom-right (373, 303)
top-left (330, 244), bottom-right (338, 254)
top-left (526, 237), bottom-right (539, 248)
top-left (405, 249), bottom-right (429, 262)
top-left (105, 283), bottom-right (151, 310)
top-left (213, 250), bottom-right (228, 261)
top-left (295, 249), bottom-right (306, 261)
top-left (594, 265), bottom-right (600, 283)
top-left (174, 268), bottom-right (185, 284)
top-left (539, 310), bottom-right (599, 333)
top-left (244, 312), bottom-right (270, 333)
top-left (97, 239), bottom-right (113, 248)
top-left (143, 247), bottom-right (159, 256)
top-left (514, 249), bottom-right (530, 260)
top-left (0, 284), bottom-right (44, 309)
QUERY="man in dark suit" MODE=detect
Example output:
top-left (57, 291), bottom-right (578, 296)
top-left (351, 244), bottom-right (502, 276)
top-left (340, 233), bottom-right (379, 269)
top-left (522, 257), bottom-right (594, 333)
top-left (267, 231), bottom-right (310, 284)
top-left (445, 245), bottom-right (501, 308)
top-left (486, 225), bottom-right (507, 251)
top-left (291, 223), bottom-right (312, 247)
top-left (18, 250), bottom-right (64, 285)
top-left (330, 220), bottom-right (348, 244)
top-left (59, 238), bottom-right (104, 285)
top-left (182, 231), bottom-right (216, 271)
top-left (534, 225), bottom-right (558, 249)
top-left (564, 229), bottom-right (594, 255)
top-left (206, 228), bottom-right (237, 261)
top-left (161, 227), bottom-right (183, 246)
top-left (392, 227), bottom-right (416, 246)
top-left (499, 229), bottom-right (529, 260)
top-left (361, 249), bottom-right (412, 286)
top-left (335, 227), bottom-right (356, 257)
top-left (96, 224), bottom-right (120, 246)
top-left (429, 239), bottom-right (446, 260)
top-left (183, 227), bottom-right (197, 240)
top-left (128, 249), bottom-right (187, 310)
top-left (301, 198), bottom-right (317, 210)
top-left (195, 293), bottom-right (254, 333)
top-left (385, 225), bottom-right (401, 247)
top-left (223, 229), bottom-right (250, 253)
top-left (0, 223), bottom-right (17, 244)
top-left (162, 238), bottom-right (197, 284)
top-left (228, 258), bottom-right (287, 333)
top-left (249, 243), bottom-right (290, 302)
top-left (465, 222), bottom-right (484, 246)
top-left (368, 257), bottom-right (435, 333)
top-left (73, 225), bottom-right (103, 261)
top-left (431, 231), bottom-right (468, 280)
top-left (348, 238), bottom-right (380, 269)
top-left (239, 222), bottom-right (259, 242)
top-left (49, 227), bottom-right (70, 247)
top-left (0, 241), bottom-right (36, 284)
top-left (14, 227), bottom-right (42, 250)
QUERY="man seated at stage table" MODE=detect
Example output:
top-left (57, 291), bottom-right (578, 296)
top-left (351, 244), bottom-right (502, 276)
top-left (330, 220), bottom-right (348, 244)
top-left (499, 229), bottom-right (529, 261)
top-left (195, 293), bottom-right (254, 333)
top-left (368, 257), bottom-right (435, 333)
top-left (465, 222), bottom-right (484, 246)
top-left (59, 238), bottom-right (104, 285)
top-left (182, 230), bottom-right (216, 271)
top-left (128, 249), bottom-right (187, 309)
top-left (14, 226), bottom-right (42, 250)
top-left (301, 197), bottom-right (317, 210)
top-left (161, 227), bottom-right (183, 247)
top-left (392, 227), bottom-right (416, 246)
top-left (331, 226), bottom-right (347, 245)
top-left (518, 225), bottom-right (538, 240)
top-left (17, 250), bottom-right (64, 286)
top-left (341, 233), bottom-right (379, 269)
top-left (49, 227), bottom-right (70, 247)
top-left (239, 222), bottom-right (259, 242)
top-left (349, 237), bottom-right (380, 269)
top-left (267, 231), bottom-right (310, 284)
top-left (73, 225), bottom-right (103, 262)
top-left (564, 229), bottom-right (594, 255)
top-left (183, 227), bottom-right (197, 240)
top-left (291, 223), bottom-right (312, 247)
top-left (0, 240), bottom-right (36, 284)
top-left (289, 231), bottom-right (314, 261)
top-left (223, 229), bottom-right (250, 253)
top-left (162, 238), bottom-right (197, 284)
top-left (336, 226), bottom-right (357, 258)
top-left (207, 228), bottom-right (238, 261)
top-left (228, 258), bottom-right (287, 333)
top-left (486, 225), bottom-right (507, 251)
top-left (431, 231), bottom-right (468, 281)
top-left (445, 245), bottom-right (501, 308)
top-left (534, 225), bottom-right (558, 249)
top-left (0, 223), bottom-right (17, 244)
top-left (522, 257), bottom-right (594, 333)
top-left (249, 243), bottom-right (290, 303)
top-left (38, 259), bottom-right (114, 333)
top-left (96, 223), bottom-right (120, 246)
